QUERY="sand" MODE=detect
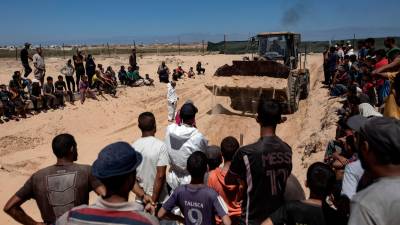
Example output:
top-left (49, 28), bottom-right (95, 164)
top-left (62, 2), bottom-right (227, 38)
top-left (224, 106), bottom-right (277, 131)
top-left (0, 53), bottom-right (341, 224)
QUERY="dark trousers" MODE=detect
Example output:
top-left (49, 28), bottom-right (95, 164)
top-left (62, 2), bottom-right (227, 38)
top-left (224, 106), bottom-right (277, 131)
top-left (75, 66), bottom-right (85, 91)
top-left (197, 68), bottom-right (205, 74)
top-left (65, 76), bottom-right (75, 92)
top-left (87, 73), bottom-right (94, 88)
top-left (43, 94), bottom-right (56, 108)
top-left (159, 74), bottom-right (169, 83)
top-left (30, 96), bottom-right (41, 111)
top-left (23, 64), bottom-right (32, 78)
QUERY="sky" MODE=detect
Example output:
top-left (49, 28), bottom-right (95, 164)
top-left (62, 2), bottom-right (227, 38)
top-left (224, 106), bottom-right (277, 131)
top-left (0, 0), bottom-right (399, 45)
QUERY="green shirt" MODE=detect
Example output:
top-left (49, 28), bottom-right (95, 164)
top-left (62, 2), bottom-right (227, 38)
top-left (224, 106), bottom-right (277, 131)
top-left (127, 70), bottom-right (141, 81)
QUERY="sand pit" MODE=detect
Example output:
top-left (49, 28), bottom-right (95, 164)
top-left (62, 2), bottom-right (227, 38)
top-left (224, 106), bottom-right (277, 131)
top-left (0, 53), bottom-right (340, 224)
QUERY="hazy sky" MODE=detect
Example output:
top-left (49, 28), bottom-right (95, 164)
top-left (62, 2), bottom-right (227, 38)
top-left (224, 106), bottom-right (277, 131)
top-left (0, 0), bottom-right (399, 45)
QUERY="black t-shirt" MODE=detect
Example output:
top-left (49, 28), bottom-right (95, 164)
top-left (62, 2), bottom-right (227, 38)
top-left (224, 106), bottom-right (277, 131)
top-left (54, 80), bottom-right (66, 91)
top-left (31, 84), bottom-right (42, 97)
top-left (229, 136), bottom-right (292, 223)
top-left (21, 48), bottom-right (29, 64)
top-left (270, 201), bottom-right (326, 225)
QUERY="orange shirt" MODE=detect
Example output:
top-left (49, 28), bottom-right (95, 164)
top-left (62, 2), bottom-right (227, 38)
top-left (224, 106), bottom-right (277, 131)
top-left (207, 167), bottom-right (242, 223)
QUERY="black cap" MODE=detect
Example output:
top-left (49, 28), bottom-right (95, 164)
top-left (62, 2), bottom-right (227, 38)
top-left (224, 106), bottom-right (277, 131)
top-left (180, 102), bottom-right (198, 118)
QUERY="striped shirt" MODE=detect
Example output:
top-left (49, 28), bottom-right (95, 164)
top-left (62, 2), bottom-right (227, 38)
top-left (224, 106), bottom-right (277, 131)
top-left (56, 197), bottom-right (159, 225)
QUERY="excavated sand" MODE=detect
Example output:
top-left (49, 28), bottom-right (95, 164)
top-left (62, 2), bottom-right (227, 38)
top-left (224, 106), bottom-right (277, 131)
top-left (0, 53), bottom-right (340, 224)
top-left (206, 76), bottom-right (288, 90)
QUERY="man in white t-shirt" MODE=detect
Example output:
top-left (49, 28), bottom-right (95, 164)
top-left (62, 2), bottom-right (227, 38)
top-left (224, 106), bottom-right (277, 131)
top-left (165, 102), bottom-right (208, 190)
top-left (132, 112), bottom-right (169, 205)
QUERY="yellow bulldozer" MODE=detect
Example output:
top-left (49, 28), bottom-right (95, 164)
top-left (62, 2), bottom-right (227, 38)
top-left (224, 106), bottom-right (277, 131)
top-left (206, 32), bottom-right (310, 114)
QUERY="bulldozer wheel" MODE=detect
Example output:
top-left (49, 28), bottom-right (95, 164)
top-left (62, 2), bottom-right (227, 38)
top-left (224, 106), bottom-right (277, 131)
top-left (300, 70), bottom-right (310, 99)
top-left (287, 72), bottom-right (301, 114)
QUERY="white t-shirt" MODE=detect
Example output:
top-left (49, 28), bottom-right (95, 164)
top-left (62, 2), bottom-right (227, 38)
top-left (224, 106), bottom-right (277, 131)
top-left (167, 83), bottom-right (178, 103)
top-left (341, 160), bottom-right (364, 199)
top-left (132, 136), bottom-right (169, 203)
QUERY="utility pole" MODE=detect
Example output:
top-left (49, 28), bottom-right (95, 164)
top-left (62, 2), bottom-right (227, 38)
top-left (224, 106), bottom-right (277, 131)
top-left (178, 36), bottom-right (181, 55)
top-left (62, 43), bottom-right (65, 59)
top-left (107, 42), bottom-right (110, 57)
top-left (15, 45), bottom-right (18, 61)
top-left (223, 34), bottom-right (226, 54)
top-left (202, 40), bottom-right (205, 55)
top-left (353, 34), bottom-right (356, 50)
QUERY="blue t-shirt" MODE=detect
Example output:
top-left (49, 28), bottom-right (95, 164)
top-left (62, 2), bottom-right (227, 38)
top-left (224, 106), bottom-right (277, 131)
top-left (162, 184), bottom-right (228, 225)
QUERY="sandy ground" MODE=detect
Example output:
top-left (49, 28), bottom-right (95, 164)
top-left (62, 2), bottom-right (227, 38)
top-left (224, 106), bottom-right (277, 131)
top-left (0, 53), bottom-right (341, 224)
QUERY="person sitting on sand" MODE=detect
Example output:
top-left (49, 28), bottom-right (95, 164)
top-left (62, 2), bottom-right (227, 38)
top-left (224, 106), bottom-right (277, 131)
top-left (79, 75), bottom-right (96, 104)
top-left (188, 67), bottom-right (195, 78)
top-left (262, 162), bottom-right (335, 225)
top-left (0, 84), bottom-right (17, 121)
top-left (127, 66), bottom-right (145, 87)
top-left (54, 75), bottom-right (73, 106)
top-left (3, 133), bottom-right (106, 225)
top-left (172, 69), bottom-right (179, 81)
top-left (196, 61), bottom-right (205, 75)
top-left (118, 65), bottom-right (128, 85)
top-left (43, 76), bottom-right (57, 109)
top-left (158, 61), bottom-right (170, 83)
top-left (176, 66), bottom-right (187, 78)
top-left (144, 74), bottom-right (154, 86)
top-left (30, 80), bottom-right (43, 113)
top-left (97, 63), bottom-right (105, 74)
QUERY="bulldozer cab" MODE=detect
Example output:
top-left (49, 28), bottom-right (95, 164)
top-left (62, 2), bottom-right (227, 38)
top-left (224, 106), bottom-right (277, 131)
top-left (257, 32), bottom-right (300, 69)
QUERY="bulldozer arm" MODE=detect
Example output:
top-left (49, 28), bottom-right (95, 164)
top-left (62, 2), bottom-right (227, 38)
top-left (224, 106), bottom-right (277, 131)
top-left (215, 60), bottom-right (290, 78)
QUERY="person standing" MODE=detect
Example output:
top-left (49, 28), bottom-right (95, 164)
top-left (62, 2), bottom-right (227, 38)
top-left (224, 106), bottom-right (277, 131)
top-left (33, 47), bottom-right (46, 86)
top-left (3, 134), bottom-right (105, 225)
top-left (20, 43), bottom-right (33, 78)
top-left (225, 99), bottom-right (292, 225)
top-left (85, 54), bottom-right (96, 88)
top-left (56, 142), bottom-right (159, 225)
top-left (129, 48), bottom-right (137, 69)
top-left (132, 112), bottom-right (169, 208)
top-left (167, 81), bottom-right (178, 122)
top-left (165, 102), bottom-right (208, 191)
top-left (347, 116), bottom-right (400, 225)
top-left (73, 50), bottom-right (85, 91)
top-left (208, 136), bottom-right (242, 224)
top-left (60, 59), bottom-right (75, 92)
top-left (158, 61), bottom-right (170, 83)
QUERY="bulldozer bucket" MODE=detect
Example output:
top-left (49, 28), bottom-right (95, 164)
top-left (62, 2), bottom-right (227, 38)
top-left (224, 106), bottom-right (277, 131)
top-left (205, 84), bottom-right (288, 113)
top-left (214, 60), bottom-right (290, 78)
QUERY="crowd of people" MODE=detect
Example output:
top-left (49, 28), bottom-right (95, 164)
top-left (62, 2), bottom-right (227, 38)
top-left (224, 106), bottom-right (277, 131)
top-left (324, 37), bottom-right (400, 119)
top-left (0, 45), bottom-right (206, 123)
top-left (1, 37), bottom-right (400, 225)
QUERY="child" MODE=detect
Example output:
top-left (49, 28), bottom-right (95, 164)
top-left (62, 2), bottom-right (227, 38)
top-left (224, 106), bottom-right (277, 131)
top-left (144, 74), bottom-right (154, 86)
top-left (79, 75), bottom-right (96, 104)
top-left (188, 67), bottom-right (195, 78)
top-left (118, 65), bottom-right (127, 85)
top-left (54, 75), bottom-right (72, 106)
top-left (60, 59), bottom-right (75, 92)
top-left (30, 80), bottom-right (43, 112)
top-left (261, 162), bottom-right (335, 225)
top-left (172, 69), bottom-right (179, 81)
top-left (158, 151), bottom-right (231, 225)
top-left (43, 76), bottom-right (57, 109)
top-left (0, 84), bottom-right (17, 121)
top-left (208, 137), bottom-right (242, 225)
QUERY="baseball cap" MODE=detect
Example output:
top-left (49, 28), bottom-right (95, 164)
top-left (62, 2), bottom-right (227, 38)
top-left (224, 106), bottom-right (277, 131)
top-left (347, 116), bottom-right (400, 153)
top-left (180, 102), bottom-right (198, 118)
top-left (92, 142), bottom-right (142, 179)
top-left (24, 42), bottom-right (31, 46)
